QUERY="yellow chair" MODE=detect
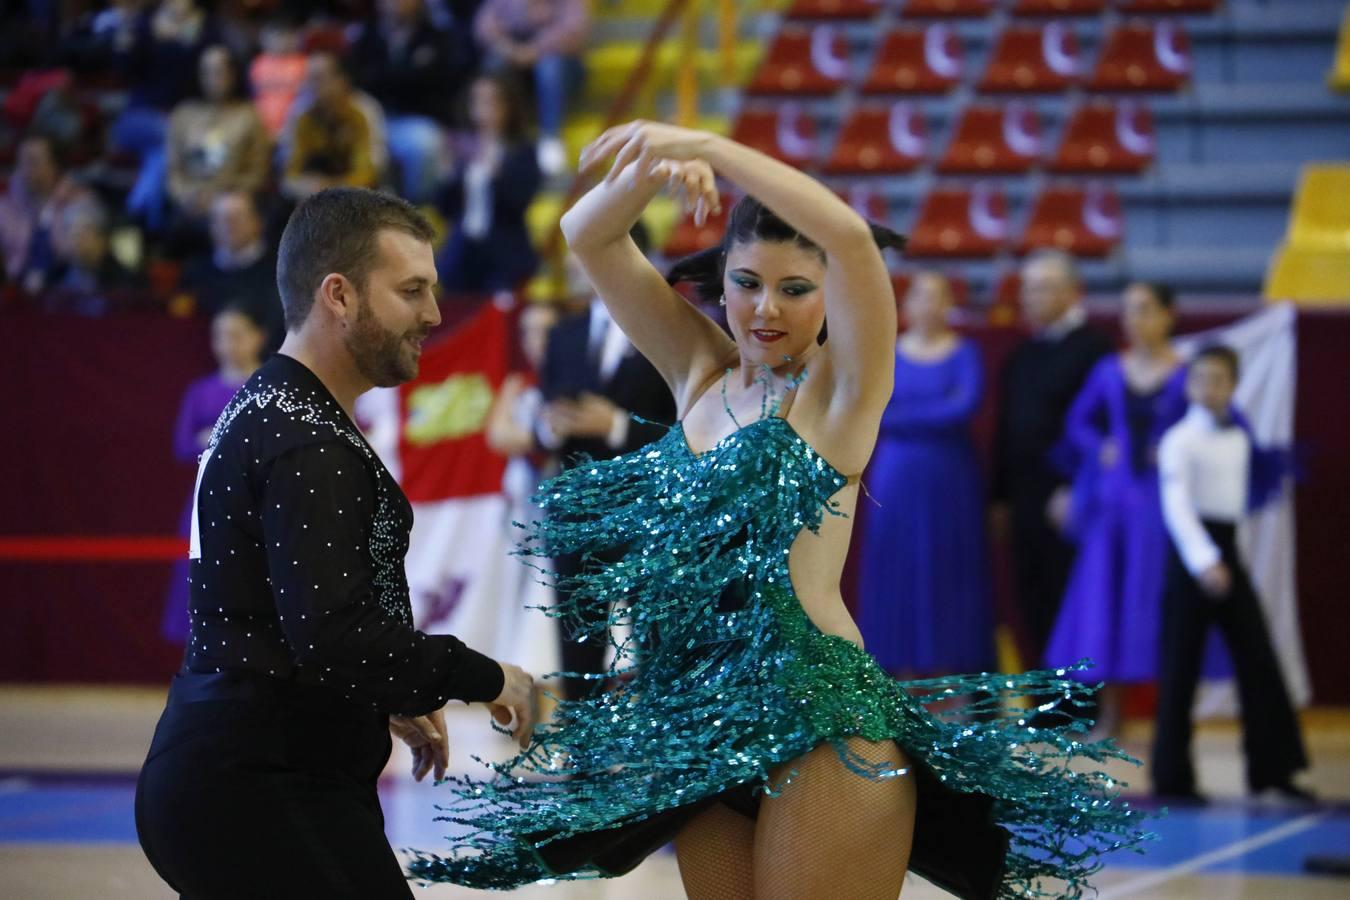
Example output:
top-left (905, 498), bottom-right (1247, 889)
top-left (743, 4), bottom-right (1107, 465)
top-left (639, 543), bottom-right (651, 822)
top-left (1264, 164), bottom-right (1350, 302)
top-left (1329, 4), bottom-right (1350, 91)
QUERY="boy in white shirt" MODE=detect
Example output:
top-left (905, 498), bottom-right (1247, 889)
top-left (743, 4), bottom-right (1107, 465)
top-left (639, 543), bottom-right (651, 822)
top-left (1152, 345), bottom-right (1310, 803)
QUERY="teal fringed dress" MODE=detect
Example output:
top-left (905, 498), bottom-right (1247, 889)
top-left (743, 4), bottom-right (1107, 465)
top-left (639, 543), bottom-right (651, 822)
top-left (408, 383), bottom-right (1148, 898)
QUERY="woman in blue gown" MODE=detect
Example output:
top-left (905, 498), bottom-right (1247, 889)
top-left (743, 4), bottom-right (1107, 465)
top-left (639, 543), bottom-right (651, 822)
top-left (1044, 282), bottom-right (1187, 738)
top-left (858, 272), bottom-right (995, 675)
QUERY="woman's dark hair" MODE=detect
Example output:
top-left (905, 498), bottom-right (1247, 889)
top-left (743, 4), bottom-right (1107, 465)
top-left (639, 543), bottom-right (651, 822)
top-left (465, 71), bottom-right (531, 143)
top-left (214, 300), bottom-right (267, 332)
top-left (1193, 344), bottom-right (1240, 381)
top-left (665, 194), bottom-right (906, 305)
top-left (1133, 280), bottom-right (1176, 312)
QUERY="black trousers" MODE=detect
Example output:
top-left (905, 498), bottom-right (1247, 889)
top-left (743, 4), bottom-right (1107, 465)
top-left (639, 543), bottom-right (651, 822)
top-left (553, 548), bottom-right (627, 702)
top-left (135, 671), bottom-right (412, 899)
top-left (1151, 521), bottom-right (1308, 794)
top-left (1009, 485), bottom-right (1076, 661)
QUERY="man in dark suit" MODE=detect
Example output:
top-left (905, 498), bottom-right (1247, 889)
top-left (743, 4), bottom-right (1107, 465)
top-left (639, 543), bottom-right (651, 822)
top-left (536, 232), bottom-right (676, 701)
top-left (992, 250), bottom-right (1113, 662)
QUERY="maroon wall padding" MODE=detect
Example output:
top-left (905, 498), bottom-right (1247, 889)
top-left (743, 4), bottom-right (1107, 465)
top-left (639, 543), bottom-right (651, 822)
top-left (1, 306), bottom-right (1346, 702)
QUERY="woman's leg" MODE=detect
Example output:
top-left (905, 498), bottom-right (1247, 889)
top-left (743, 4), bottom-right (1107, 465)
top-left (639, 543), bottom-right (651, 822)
top-left (754, 738), bottom-right (917, 900)
top-left (675, 802), bottom-right (756, 900)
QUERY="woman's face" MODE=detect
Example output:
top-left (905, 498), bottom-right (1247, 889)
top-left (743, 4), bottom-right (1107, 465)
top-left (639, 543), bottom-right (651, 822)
top-left (903, 273), bottom-right (952, 335)
top-left (199, 46), bottom-right (235, 102)
top-left (520, 303), bottom-right (559, 372)
top-left (1121, 282), bottom-right (1173, 349)
top-left (470, 79), bottom-right (507, 136)
top-left (212, 310), bottom-right (266, 373)
top-left (722, 239), bottom-right (827, 369)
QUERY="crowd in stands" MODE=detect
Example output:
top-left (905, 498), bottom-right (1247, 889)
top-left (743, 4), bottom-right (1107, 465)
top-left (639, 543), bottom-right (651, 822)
top-left (0, 0), bottom-right (590, 323)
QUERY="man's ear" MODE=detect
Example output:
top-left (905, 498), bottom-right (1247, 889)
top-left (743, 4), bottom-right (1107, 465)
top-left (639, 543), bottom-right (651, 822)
top-left (316, 273), bottom-right (354, 326)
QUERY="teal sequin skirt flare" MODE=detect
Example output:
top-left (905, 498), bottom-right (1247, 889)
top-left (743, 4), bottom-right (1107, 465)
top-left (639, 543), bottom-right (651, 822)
top-left (406, 420), bottom-right (1149, 898)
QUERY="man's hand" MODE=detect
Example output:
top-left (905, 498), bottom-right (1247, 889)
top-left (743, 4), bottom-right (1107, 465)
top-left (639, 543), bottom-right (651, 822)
top-left (489, 662), bottom-right (538, 750)
top-left (1199, 562), bottom-right (1232, 599)
top-left (390, 708), bottom-right (449, 782)
top-left (545, 394), bottom-right (623, 441)
top-left (1046, 486), bottom-right (1073, 534)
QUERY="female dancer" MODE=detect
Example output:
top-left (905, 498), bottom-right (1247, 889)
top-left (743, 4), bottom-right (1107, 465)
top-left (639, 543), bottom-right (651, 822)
top-left (1044, 282), bottom-right (1187, 740)
top-left (410, 122), bottom-right (1143, 898)
top-left (858, 271), bottom-right (995, 677)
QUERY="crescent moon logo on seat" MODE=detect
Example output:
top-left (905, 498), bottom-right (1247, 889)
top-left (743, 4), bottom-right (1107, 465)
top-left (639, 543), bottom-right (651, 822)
top-left (1114, 101), bottom-right (1155, 155)
top-left (1082, 184), bottom-right (1123, 239)
top-left (1043, 23), bottom-right (1080, 77)
top-left (969, 184), bottom-right (1009, 240)
top-left (776, 102), bottom-right (815, 159)
top-left (889, 102), bottom-right (926, 158)
top-left (811, 26), bottom-right (850, 80)
top-left (924, 25), bottom-right (962, 79)
top-left (1002, 102), bottom-right (1041, 157)
top-left (1154, 23), bottom-right (1191, 75)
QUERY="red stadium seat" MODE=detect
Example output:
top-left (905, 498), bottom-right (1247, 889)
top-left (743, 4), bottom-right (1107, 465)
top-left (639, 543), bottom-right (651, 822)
top-left (907, 185), bottom-right (1010, 257)
top-left (901, 0), bottom-right (996, 17)
top-left (664, 193), bottom-right (735, 258)
top-left (1090, 22), bottom-right (1192, 91)
top-left (731, 105), bottom-right (819, 168)
top-left (937, 102), bottom-right (1043, 174)
top-left (979, 24), bottom-right (1083, 92)
top-left (1011, 0), bottom-right (1106, 14)
top-left (786, 0), bottom-right (881, 19)
top-left (1049, 100), bottom-right (1155, 173)
top-left (862, 26), bottom-right (964, 94)
top-left (837, 184), bottom-right (891, 223)
top-left (823, 103), bottom-right (928, 174)
top-left (1016, 184), bottom-right (1124, 256)
top-left (747, 26), bottom-right (851, 96)
top-left (1116, 0), bottom-right (1219, 13)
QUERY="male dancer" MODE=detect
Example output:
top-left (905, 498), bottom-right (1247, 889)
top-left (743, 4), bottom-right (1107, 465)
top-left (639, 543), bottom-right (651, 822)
top-left (136, 188), bottom-right (537, 898)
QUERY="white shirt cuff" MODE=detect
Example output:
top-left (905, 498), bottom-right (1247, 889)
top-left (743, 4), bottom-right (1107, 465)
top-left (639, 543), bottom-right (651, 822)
top-left (537, 418), bottom-right (564, 451)
top-left (605, 410), bottom-right (630, 450)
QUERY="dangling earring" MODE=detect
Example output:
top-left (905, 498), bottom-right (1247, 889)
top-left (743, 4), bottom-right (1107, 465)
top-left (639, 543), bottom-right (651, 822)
top-left (718, 295), bottom-right (727, 307)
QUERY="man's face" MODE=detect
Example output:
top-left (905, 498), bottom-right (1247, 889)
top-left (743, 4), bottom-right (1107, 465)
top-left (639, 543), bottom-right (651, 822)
top-left (1019, 257), bottom-right (1077, 330)
top-left (17, 139), bottom-right (58, 197)
top-left (1186, 357), bottom-right (1237, 416)
top-left (344, 230), bottom-right (441, 387)
top-left (306, 54), bottom-right (345, 108)
top-left (210, 193), bottom-right (262, 253)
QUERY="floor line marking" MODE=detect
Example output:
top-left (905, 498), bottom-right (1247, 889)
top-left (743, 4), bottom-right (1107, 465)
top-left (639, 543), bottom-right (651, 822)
top-left (1098, 810), bottom-right (1332, 898)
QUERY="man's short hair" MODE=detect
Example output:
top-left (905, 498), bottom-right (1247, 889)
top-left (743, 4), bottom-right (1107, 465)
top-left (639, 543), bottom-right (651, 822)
top-left (1192, 344), bottom-right (1240, 381)
top-left (276, 188), bottom-right (435, 330)
top-left (1024, 248), bottom-right (1082, 290)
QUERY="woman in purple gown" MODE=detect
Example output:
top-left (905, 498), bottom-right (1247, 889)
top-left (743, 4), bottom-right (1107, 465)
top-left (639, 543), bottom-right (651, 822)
top-left (1044, 282), bottom-right (1187, 737)
top-left (857, 272), bottom-right (994, 675)
top-left (161, 303), bottom-right (267, 642)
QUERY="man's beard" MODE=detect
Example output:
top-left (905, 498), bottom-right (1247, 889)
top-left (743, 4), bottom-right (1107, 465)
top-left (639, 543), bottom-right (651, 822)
top-left (345, 293), bottom-right (424, 387)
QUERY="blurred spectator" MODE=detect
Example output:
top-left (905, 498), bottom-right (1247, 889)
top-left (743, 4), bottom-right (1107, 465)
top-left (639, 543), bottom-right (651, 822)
top-left (0, 133), bottom-right (94, 295)
top-left (487, 300), bottom-right (562, 457)
top-left (1043, 281), bottom-right (1187, 740)
top-left (350, 0), bottom-right (477, 202)
top-left (475, 0), bottom-right (589, 176)
top-left (163, 45), bottom-right (271, 246)
top-left (857, 272), bottom-right (994, 677)
top-left (182, 191), bottom-right (285, 351)
top-left (60, 0), bottom-right (148, 73)
top-left (992, 250), bottom-right (1112, 661)
top-left (282, 52), bottom-right (383, 199)
top-left (162, 301), bottom-right (268, 643)
top-left (249, 14), bottom-right (308, 139)
top-left (113, 0), bottom-right (223, 231)
top-left (437, 72), bottom-right (541, 294)
top-left (41, 196), bottom-right (145, 314)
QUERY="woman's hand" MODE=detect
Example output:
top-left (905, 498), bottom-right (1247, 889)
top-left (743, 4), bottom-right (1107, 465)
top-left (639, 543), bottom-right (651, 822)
top-left (653, 159), bottom-right (721, 227)
top-left (580, 120), bottom-right (714, 183)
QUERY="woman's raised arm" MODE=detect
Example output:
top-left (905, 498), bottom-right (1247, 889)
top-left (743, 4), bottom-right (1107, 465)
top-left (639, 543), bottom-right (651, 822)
top-left (559, 158), bottom-right (735, 401)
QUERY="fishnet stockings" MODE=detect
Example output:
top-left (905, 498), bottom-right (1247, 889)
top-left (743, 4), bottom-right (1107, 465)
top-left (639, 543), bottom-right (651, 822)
top-left (676, 738), bottom-right (917, 900)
